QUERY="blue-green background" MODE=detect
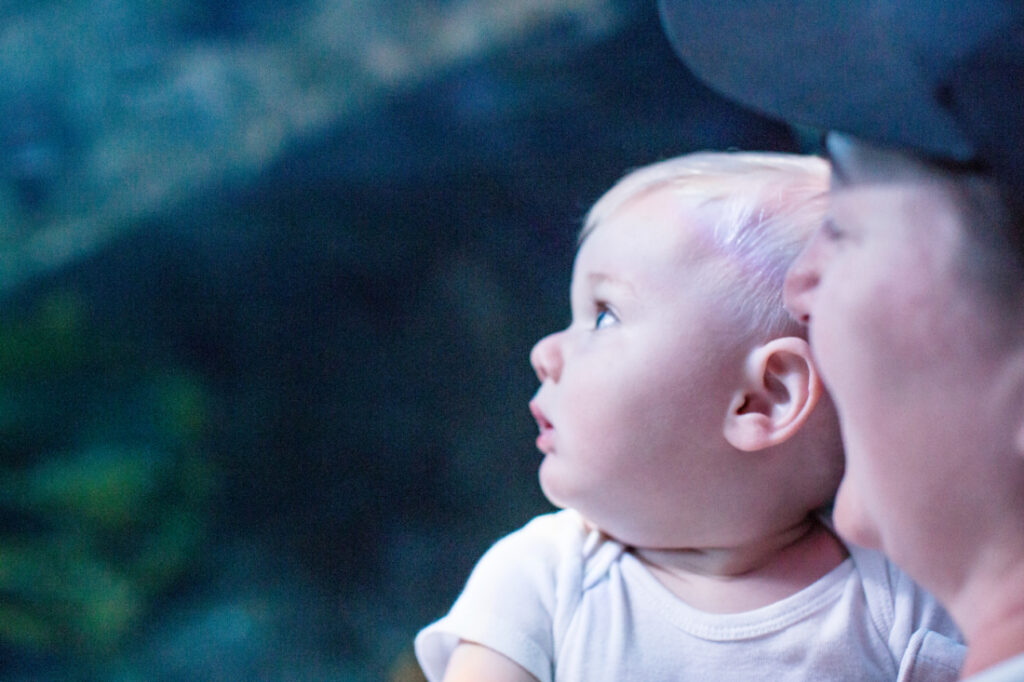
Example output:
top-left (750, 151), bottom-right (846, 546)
top-left (0, 1), bottom-right (795, 678)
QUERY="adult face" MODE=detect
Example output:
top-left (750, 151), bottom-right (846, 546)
top-left (783, 135), bottom-right (1024, 594)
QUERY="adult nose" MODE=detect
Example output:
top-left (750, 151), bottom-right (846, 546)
top-left (530, 331), bottom-right (564, 383)
top-left (783, 236), bottom-right (822, 325)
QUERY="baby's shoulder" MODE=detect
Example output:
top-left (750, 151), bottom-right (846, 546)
top-left (843, 541), bottom-right (963, 648)
top-left (477, 510), bottom-right (623, 593)
top-left (485, 510), bottom-right (595, 571)
top-left (844, 541), bottom-right (931, 605)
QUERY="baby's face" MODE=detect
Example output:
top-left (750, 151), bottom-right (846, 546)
top-left (529, 189), bottom-right (748, 547)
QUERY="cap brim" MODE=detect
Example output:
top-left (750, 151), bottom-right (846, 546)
top-left (658, 0), bottom-right (1020, 163)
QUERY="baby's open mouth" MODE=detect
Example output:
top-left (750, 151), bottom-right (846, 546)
top-left (529, 401), bottom-right (555, 453)
top-left (529, 401), bottom-right (552, 431)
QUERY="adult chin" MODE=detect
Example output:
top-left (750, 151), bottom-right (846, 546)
top-left (830, 476), bottom-right (883, 552)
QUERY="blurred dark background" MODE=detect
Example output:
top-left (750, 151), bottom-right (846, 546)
top-left (0, 0), bottom-right (797, 679)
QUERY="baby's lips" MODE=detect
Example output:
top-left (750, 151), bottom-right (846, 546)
top-left (529, 400), bottom-right (552, 431)
top-left (529, 400), bottom-right (556, 454)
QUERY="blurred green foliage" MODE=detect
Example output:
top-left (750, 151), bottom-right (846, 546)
top-left (0, 291), bottom-right (215, 663)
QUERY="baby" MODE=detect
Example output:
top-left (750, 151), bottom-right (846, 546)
top-left (415, 152), bottom-right (964, 681)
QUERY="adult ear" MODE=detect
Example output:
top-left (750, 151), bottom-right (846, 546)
top-left (723, 337), bottom-right (824, 452)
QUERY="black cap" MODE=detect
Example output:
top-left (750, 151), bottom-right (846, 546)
top-left (658, 0), bottom-right (1024, 185)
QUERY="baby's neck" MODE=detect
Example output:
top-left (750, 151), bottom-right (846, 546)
top-left (633, 517), bottom-right (848, 613)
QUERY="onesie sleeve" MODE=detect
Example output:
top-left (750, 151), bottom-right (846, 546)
top-left (851, 544), bottom-right (966, 682)
top-left (895, 627), bottom-right (967, 682)
top-left (888, 562), bottom-right (966, 682)
top-left (414, 511), bottom-right (586, 682)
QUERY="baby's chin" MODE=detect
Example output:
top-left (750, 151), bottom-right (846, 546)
top-left (566, 511), bottom-right (675, 549)
top-left (536, 472), bottom-right (667, 545)
top-left (536, 458), bottom-right (585, 512)
top-left (536, 466), bottom-right (565, 510)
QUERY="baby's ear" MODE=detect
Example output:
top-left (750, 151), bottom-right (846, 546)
top-left (722, 337), bottom-right (823, 452)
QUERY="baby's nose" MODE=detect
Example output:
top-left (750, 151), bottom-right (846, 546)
top-left (530, 332), bottom-right (563, 383)
top-left (783, 244), bottom-right (820, 325)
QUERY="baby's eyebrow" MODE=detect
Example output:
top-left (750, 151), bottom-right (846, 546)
top-left (586, 272), bottom-right (636, 296)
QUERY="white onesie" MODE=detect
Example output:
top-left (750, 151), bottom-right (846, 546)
top-left (416, 510), bottom-right (964, 682)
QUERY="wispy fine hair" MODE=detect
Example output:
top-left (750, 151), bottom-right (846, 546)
top-left (579, 151), bottom-right (830, 337)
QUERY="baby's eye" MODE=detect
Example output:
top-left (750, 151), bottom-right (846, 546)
top-left (821, 218), bottom-right (845, 241)
top-left (594, 306), bottom-right (619, 330)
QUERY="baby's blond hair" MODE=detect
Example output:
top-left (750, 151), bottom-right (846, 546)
top-left (581, 151), bottom-right (830, 338)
